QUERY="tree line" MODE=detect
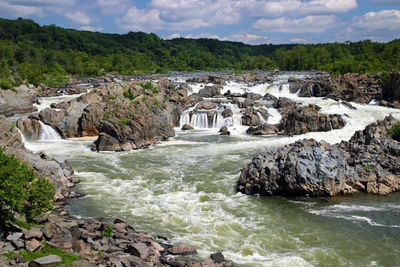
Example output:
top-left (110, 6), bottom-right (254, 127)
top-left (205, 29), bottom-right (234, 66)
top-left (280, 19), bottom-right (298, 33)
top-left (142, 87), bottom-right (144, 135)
top-left (0, 17), bottom-right (399, 89)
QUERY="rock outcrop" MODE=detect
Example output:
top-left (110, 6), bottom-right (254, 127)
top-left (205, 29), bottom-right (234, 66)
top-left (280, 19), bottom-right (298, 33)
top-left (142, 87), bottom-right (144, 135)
top-left (247, 97), bottom-right (345, 136)
top-left (0, 116), bottom-right (76, 201)
top-left (289, 73), bottom-right (382, 103)
top-left (0, 86), bottom-right (38, 117)
top-left (238, 116), bottom-right (400, 197)
top-left (382, 72), bottom-right (400, 108)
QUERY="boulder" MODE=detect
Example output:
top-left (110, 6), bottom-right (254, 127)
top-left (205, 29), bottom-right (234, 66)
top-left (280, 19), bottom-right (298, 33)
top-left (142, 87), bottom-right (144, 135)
top-left (199, 85), bottom-right (222, 98)
top-left (196, 101), bottom-right (219, 110)
top-left (28, 255), bottom-right (62, 267)
top-left (238, 116), bottom-right (400, 197)
top-left (219, 126), bottom-right (230, 135)
top-left (93, 132), bottom-right (120, 151)
top-left (222, 108), bottom-right (233, 118)
top-left (246, 124), bottom-right (278, 135)
top-left (168, 244), bottom-right (197, 255)
top-left (181, 124), bottom-right (194, 130)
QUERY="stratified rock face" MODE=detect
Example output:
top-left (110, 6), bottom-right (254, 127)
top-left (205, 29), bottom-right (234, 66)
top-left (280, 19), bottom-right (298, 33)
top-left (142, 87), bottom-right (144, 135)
top-left (238, 116), bottom-right (400, 197)
top-left (16, 117), bottom-right (40, 140)
top-left (246, 97), bottom-right (345, 136)
top-left (382, 72), bottom-right (400, 103)
top-left (289, 73), bottom-right (382, 104)
top-left (0, 86), bottom-right (38, 117)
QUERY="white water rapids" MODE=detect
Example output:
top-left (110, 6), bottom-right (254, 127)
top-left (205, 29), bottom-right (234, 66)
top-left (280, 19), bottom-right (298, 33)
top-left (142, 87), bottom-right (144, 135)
top-left (21, 73), bottom-right (400, 266)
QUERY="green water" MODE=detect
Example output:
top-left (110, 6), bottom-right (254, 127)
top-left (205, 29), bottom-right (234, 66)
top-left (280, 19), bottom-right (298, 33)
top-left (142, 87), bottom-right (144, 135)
top-left (51, 130), bottom-right (400, 267)
top-left (23, 78), bottom-right (400, 266)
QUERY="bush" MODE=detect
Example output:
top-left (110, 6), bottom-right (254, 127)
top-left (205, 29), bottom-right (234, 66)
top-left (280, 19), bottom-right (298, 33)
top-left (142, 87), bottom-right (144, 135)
top-left (390, 123), bottom-right (400, 141)
top-left (0, 79), bottom-right (13, 90)
top-left (102, 225), bottom-right (113, 237)
top-left (123, 88), bottom-right (138, 100)
top-left (0, 148), bottom-right (55, 224)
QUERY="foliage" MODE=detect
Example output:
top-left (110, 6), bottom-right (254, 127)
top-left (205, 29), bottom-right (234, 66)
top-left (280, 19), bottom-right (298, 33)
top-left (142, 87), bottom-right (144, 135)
top-left (123, 88), bottom-right (138, 100)
top-left (102, 225), bottom-right (113, 237)
top-left (389, 123), bottom-right (400, 141)
top-left (9, 242), bottom-right (83, 266)
top-left (0, 79), bottom-right (13, 90)
top-left (0, 148), bottom-right (55, 224)
top-left (0, 17), bottom-right (399, 88)
top-left (153, 99), bottom-right (161, 107)
top-left (363, 165), bottom-right (373, 170)
top-left (11, 218), bottom-right (40, 230)
top-left (120, 117), bottom-right (130, 129)
top-left (140, 81), bottom-right (159, 94)
top-left (103, 110), bottom-right (111, 120)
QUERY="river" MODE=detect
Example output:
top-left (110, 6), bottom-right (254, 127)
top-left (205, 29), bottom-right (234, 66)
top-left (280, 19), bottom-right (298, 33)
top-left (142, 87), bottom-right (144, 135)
top-left (22, 73), bottom-right (400, 266)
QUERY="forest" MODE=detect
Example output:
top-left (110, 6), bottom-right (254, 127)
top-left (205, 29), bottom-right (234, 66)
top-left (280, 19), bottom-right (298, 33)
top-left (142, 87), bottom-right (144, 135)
top-left (0, 17), bottom-right (399, 89)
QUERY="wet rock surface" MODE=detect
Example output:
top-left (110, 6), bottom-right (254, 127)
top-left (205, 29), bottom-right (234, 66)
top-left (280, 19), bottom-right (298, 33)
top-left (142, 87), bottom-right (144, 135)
top-left (238, 116), bottom-right (400, 197)
top-left (246, 97), bottom-right (345, 136)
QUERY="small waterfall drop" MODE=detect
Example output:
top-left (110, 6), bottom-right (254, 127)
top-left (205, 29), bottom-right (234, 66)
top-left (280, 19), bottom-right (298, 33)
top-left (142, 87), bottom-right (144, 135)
top-left (39, 121), bottom-right (62, 141)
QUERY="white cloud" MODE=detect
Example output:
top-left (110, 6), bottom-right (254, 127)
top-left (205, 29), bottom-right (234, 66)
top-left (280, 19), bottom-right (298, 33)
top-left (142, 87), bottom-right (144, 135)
top-left (117, 2), bottom-right (240, 31)
top-left (80, 25), bottom-right (104, 32)
top-left (252, 15), bottom-right (338, 33)
top-left (118, 0), bottom-right (356, 32)
top-left (337, 9), bottom-right (400, 41)
top-left (65, 11), bottom-right (92, 25)
top-left (241, 0), bottom-right (357, 18)
top-left (369, 0), bottom-right (400, 4)
top-left (0, 1), bottom-right (42, 17)
top-left (352, 9), bottom-right (400, 31)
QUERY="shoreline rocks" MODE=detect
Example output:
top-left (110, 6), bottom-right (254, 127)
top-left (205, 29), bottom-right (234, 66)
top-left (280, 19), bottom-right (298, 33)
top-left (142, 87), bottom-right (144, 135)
top-left (237, 116), bottom-right (400, 197)
top-left (0, 116), bottom-right (234, 267)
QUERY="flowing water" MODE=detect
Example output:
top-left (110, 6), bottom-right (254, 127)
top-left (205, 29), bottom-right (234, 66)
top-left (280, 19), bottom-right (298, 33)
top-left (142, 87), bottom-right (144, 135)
top-left (22, 73), bottom-right (400, 266)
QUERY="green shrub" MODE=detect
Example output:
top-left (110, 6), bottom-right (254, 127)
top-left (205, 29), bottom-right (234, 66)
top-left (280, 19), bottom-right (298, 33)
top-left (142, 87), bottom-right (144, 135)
top-left (0, 79), bottom-right (13, 90)
top-left (11, 242), bottom-right (82, 265)
top-left (363, 165), bottom-right (373, 170)
top-left (153, 99), bottom-right (161, 107)
top-left (123, 89), bottom-right (138, 100)
top-left (140, 81), bottom-right (159, 94)
top-left (390, 123), bottom-right (400, 141)
top-left (102, 225), bottom-right (113, 237)
top-left (120, 117), bottom-right (130, 129)
top-left (0, 148), bottom-right (55, 224)
top-left (103, 110), bottom-right (112, 120)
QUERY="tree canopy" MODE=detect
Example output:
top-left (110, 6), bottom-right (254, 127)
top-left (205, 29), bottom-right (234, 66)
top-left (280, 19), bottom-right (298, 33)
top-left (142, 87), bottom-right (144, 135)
top-left (0, 18), bottom-right (399, 89)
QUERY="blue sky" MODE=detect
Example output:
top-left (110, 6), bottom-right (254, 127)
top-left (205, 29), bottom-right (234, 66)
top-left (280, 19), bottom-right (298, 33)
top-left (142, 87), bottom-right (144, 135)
top-left (1, 0), bottom-right (399, 44)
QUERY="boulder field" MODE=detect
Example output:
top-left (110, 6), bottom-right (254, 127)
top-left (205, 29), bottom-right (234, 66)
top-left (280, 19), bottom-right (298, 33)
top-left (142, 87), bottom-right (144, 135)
top-left (237, 116), bottom-right (400, 197)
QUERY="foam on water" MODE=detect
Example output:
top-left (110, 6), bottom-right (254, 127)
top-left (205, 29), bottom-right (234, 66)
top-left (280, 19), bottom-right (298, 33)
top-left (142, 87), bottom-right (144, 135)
top-left (19, 73), bottom-right (400, 266)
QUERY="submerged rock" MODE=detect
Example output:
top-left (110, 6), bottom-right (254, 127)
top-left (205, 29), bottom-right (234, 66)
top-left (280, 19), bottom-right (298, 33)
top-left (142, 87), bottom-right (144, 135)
top-left (238, 116), bottom-right (400, 197)
top-left (182, 124), bottom-right (194, 130)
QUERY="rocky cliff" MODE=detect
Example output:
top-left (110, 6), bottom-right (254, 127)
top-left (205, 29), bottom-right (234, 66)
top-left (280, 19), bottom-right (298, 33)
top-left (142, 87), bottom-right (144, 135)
top-left (237, 116), bottom-right (400, 197)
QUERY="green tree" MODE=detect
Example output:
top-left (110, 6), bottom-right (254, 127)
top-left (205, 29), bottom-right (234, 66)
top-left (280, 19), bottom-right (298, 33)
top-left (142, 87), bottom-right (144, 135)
top-left (0, 148), bottom-right (55, 224)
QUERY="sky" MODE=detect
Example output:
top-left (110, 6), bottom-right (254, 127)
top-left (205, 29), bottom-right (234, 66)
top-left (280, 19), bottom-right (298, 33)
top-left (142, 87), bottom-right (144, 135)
top-left (0, 0), bottom-right (400, 45)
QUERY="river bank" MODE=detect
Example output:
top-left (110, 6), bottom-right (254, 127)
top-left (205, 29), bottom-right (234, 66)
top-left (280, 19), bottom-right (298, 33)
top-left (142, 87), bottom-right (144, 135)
top-left (1, 71), bottom-right (400, 266)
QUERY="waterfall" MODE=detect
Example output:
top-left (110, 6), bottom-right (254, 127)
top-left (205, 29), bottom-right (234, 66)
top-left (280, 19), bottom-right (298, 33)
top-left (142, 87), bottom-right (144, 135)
top-left (266, 108), bottom-right (282, 124)
top-left (257, 112), bottom-right (267, 124)
top-left (191, 113), bottom-right (209, 128)
top-left (39, 121), bottom-right (62, 140)
top-left (212, 113), bottom-right (224, 128)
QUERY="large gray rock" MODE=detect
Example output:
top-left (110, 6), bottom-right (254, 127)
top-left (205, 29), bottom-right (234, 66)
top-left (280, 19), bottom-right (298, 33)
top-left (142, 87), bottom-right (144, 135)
top-left (0, 87), bottom-right (38, 117)
top-left (238, 116), bottom-right (400, 197)
top-left (199, 85), bottom-right (221, 98)
top-left (28, 255), bottom-right (62, 267)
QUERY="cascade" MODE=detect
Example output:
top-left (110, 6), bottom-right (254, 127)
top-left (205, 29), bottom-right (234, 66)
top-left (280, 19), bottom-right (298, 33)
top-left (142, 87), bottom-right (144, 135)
top-left (39, 121), bottom-right (62, 141)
